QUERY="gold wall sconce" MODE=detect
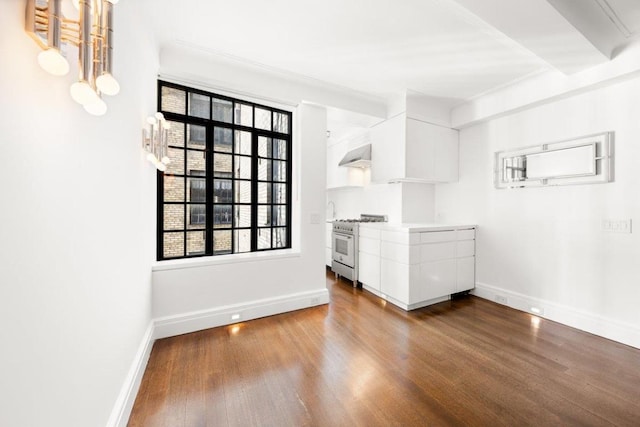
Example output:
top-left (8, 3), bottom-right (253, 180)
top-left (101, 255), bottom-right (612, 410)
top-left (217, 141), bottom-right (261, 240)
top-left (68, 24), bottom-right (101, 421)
top-left (25, 0), bottom-right (120, 116)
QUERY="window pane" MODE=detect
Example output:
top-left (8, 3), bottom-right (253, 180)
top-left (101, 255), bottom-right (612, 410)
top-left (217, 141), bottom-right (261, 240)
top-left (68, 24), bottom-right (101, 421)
top-left (188, 204), bottom-right (206, 229)
top-left (214, 230), bottom-right (232, 254)
top-left (258, 228), bottom-right (271, 250)
top-left (187, 230), bottom-right (206, 255)
top-left (234, 130), bottom-right (251, 155)
top-left (258, 158), bottom-right (272, 181)
top-left (213, 179), bottom-right (232, 203)
top-left (164, 176), bottom-right (185, 202)
top-left (273, 139), bottom-right (287, 160)
top-left (273, 183), bottom-right (286, 204)
top-left (163, 232), bottom-right (184, 258)
top-left (255, 108), bottom-right (271, 131)
top-left (187, 124), bottom-right (206, 149)
top-left (214, 127), bottom-right (232, 153)
top-left (234, 205), bottom-right (251, 227)
top-left (234, 156), bottom-right (252, 179)
top-left (234, 103), bottom-right (253, 127)
top-left (258, 182), bottom-right (272, 203)
top-left (234, 180), bottom-right (251, 203)
top-left (234, 229), bottom-right (251, 253)
top-left (212, 98), bottom-right (232, 123)
top-left (257, 206), bottom-right (271, 227)
top-left (187, 177), bottom-right (206, 202)
top-left (163, 204), bottom-right (184, 231)
top-left (188, 93), bottom-right (209, 119)
top-left (273, 160), bottom-right (287, 182)
top-left (187, 150), bottom-right (206, 173)
top-left (273, 205), bottom-right (286, 226)
top-left (161, 87), bottom-right (185, 115)
top-left (165, 147), bottom-right (184, 175)
top-left (214, 205), bottom-right (232, 228)
top-left (214, 154), bottom-right (232, 177)
top-left (258, 136), bottom-right (272, 158)
top-left (273, 227), bottom-right (287, 248)
top-left (273, 112), bottom-right (289, 134)
top-left (167, 121), bottom-right (185, 147)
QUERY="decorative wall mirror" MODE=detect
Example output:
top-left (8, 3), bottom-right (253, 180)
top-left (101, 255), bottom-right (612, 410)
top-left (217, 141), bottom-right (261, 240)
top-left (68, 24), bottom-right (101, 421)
top-left (494, 132), bottom-right (613, 189)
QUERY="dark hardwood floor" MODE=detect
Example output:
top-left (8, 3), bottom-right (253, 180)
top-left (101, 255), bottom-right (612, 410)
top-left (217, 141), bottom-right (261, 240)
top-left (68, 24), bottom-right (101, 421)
top-left (129, 270), bottom-right (640, 426)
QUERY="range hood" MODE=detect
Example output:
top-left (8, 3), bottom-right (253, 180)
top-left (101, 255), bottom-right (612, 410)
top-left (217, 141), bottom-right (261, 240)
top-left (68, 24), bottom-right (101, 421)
top-left (339, 144), bottom-right (371, 168)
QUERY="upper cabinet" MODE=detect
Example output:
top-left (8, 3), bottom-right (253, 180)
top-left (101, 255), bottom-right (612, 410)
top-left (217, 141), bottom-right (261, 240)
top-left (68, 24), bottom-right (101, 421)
top-left (370, 114), bottom-right (459, 184)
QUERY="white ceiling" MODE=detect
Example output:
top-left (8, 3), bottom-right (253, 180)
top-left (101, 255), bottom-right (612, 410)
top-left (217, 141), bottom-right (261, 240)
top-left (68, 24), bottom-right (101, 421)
top-left (149, 0), bottom-right (640, 129)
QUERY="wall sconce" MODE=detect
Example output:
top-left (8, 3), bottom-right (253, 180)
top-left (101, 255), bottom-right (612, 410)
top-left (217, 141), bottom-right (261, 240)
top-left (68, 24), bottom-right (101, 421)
top-left (142, 113), bottom-right (171, 172)
top-left (25, 0), bottom-right (120, 116)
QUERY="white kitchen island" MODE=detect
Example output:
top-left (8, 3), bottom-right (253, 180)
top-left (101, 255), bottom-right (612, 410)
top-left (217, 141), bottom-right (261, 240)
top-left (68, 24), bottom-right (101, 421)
top-left (359, 223), bottom-right (476, 311)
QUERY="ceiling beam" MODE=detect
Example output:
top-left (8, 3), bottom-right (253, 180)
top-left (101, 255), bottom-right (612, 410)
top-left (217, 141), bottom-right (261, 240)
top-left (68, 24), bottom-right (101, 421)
top-left (450, 0), bottom-right (610, 74)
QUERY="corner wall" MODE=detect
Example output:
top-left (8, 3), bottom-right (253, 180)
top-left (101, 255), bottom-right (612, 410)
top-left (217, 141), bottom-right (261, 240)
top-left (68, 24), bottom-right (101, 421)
top-left (0, 2), bottom-right (158, 426)
top-left (152, 104), bottom-right (329, 334)
top-left (436, 76), bottom-right (640, 348)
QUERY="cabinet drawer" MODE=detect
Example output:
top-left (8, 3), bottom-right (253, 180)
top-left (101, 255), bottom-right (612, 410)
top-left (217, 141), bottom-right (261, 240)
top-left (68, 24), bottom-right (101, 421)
top-left (360, 226), bottom-right (381, 239)
top-left (456, 240), bottom-right (475, 258)
top-left (421, 242), bottom-right (456, 262)
top-left (381, 230), bottom-right (420, 245)
top-left (381, 242), bottom-right (418, 264)
top-left (457, 229), bottom-right (475, 241)
top-left (359, 236), bottom-right (380, 256)
top-left (420, 230), bottom-right (456, 244)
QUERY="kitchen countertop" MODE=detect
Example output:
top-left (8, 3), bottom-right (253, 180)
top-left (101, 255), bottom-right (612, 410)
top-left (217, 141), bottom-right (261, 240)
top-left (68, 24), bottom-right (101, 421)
top-left (359, 222), bottom-right (476, 232)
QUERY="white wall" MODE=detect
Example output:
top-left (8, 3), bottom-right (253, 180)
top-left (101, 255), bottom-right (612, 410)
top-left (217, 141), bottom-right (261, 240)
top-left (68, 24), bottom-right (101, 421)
top-left (0, 2), bottom-right (158, 426)
top-left (436, 76), bottom-right (640, 347)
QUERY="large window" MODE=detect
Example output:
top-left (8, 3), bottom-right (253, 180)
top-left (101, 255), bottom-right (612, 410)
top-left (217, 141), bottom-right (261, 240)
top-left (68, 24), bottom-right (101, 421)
top-left (157, 81), bottom-right (292, 260)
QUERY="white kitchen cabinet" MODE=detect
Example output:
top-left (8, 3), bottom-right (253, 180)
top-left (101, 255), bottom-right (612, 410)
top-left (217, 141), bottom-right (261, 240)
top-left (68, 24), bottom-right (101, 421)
top-left (372, 224), bottom-right (475, 310)
top-left (359, 227), bottom-right (381, 292)
top-left (369, 114), bottom-right (458, 184)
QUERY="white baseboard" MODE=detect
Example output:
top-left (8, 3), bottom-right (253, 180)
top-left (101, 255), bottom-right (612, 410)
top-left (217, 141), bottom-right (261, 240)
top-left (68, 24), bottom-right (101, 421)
top-left (472, 282), bottom-right (640, 349)
top-left (107, 287), bottom-right (329, 426)
top-left (153, 288), bottom-right (330, 339)
top-left (107, 321), bottom-right (155, 427)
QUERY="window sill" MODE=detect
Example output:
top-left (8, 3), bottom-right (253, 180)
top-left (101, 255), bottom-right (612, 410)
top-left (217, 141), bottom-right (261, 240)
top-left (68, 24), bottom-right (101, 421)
top-left (152, 249), bottom-right (301, 272)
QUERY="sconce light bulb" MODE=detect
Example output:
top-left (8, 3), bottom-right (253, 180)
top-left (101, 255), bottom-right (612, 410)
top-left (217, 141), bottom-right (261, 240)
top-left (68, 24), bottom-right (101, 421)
top-left (161, 156), bottom-right (171, 165)
top-left (70, 81), bottom-right (98, 106)
top-left (157, 162), bottom-right (167, 172)
top-left (37, 48), bottom-right (69, 76)
top-left (83, 98), bottom-right (108, 116)
top-left (146, 152), bottom-right (157, 163)
top-left (96, 73), bottom-right (120, 96)
top-left (155, 112), bottom-right (165, 121)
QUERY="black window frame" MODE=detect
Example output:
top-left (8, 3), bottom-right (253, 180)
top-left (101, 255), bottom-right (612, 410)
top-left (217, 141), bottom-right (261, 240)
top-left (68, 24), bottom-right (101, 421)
top-left (157, 81), bottom-right (293, 260)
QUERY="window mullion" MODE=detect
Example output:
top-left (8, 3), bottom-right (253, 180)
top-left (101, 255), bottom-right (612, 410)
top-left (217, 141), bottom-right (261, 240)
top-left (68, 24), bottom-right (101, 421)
top-left (205, 125), bottom-right (214, 255)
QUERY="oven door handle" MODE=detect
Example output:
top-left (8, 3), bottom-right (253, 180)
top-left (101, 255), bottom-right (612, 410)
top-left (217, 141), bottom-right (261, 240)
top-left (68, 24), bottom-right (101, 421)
top-left (333, 232), bottom-right (353, 239)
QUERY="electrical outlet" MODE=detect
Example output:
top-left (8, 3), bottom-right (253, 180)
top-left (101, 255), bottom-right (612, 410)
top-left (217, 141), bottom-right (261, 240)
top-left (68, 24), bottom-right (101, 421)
top-left (603, 219), bottom-right (632, 234)
top-left (495, 295), bottom-right (507, 304)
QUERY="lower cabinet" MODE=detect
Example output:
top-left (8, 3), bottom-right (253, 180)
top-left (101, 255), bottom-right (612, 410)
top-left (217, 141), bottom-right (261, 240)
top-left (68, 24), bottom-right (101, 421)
top-left (375, 226), bottom-right (476, 310)
top-left (359, 227), bottom-right (382, 292)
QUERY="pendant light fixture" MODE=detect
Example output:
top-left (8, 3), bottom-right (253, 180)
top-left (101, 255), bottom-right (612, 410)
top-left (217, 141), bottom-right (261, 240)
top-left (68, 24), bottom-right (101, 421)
top-left (26, 0), bottom-right (121, 116)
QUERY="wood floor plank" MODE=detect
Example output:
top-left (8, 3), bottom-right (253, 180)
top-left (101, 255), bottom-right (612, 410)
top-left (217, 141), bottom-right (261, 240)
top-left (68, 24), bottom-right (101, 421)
top-left (129, 270), bottom-right (640, 426)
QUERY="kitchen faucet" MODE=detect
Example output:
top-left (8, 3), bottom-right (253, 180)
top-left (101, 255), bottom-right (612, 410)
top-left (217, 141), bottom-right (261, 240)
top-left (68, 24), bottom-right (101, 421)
top-left (327, 201), bottom-right (336, 219)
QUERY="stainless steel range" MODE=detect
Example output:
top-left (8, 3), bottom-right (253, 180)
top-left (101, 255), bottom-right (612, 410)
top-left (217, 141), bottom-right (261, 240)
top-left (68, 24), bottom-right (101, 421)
top-left (331, 214), bottom-right (387, 287)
